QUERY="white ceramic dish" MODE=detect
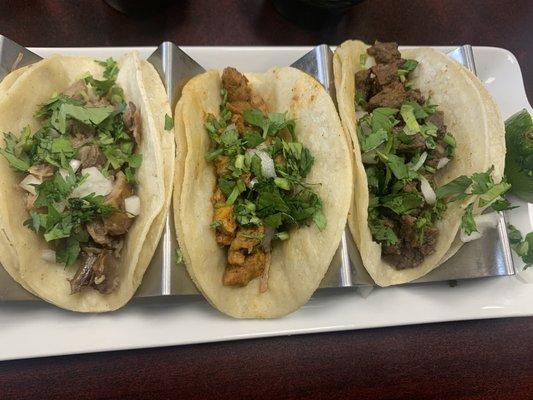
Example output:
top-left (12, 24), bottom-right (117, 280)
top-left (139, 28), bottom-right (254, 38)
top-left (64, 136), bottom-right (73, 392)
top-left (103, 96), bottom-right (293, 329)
top-left (0, 46), bottom-right (531, 361)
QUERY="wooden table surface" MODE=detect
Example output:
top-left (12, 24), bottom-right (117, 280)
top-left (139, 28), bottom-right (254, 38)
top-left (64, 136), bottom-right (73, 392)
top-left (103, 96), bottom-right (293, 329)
top-left (0, 1), bottom-right (532, 399)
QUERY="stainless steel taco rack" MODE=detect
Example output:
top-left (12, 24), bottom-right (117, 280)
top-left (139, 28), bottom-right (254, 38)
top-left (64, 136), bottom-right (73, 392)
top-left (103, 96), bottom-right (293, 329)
top-left (0, 36), bottom-right (514, 303)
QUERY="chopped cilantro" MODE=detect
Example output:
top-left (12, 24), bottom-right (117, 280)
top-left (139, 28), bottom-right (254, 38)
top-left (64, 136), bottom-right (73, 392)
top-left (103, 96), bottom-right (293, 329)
top-left (397, 59), bottom-right (418, 76)
top-left (164, 114), bottom-right (174, 130)
top-left (400, 104), bottom-right (420, 134)
top-left (507, 224), bottom-right (533, 268)
top-left (359, 53), bottom-right (367, 68)
top-left (435, 175), bottom-right (472, 201)
top-left (380, 192), bottom-right (424, 214)
top-left (175, 249), bottom-right (183, 265)
top-left (460, 203), bottom-right (477, 235)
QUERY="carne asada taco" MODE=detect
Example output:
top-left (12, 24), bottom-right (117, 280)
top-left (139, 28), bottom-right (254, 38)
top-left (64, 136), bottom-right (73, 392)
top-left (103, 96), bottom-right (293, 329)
top-left (173, 66), bottom-right (352, 318)
top-left (334, 40), bottom-right (505, 286)
top-left (0, 52), bottom-right (174, 311)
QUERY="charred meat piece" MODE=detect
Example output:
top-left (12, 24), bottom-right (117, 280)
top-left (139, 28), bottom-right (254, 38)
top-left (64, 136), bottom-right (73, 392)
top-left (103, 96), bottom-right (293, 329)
top-left (86, 219), bottom-right (113, 246)
top-left (367, 41), bottom-right (402, 64)
top-left (420, 226), bottom-right (438, 256)
top-left (402, 181), bottom-right (419, 193)
top-left (68, 119), bottom-right (96, 145)
top-left (69, 252), bottom-right (97, 294)
top-left (123, 102), bottom-right (142, 146)
top-left (28, 164), bottom-right (54, 179)
top-left (426, 140), bottom-right (446, 169)
top-left (367, 81), bottom-right (406, 110)
top-left (397, 133), bottom-right (426, 155)
top-left (106, 172), bottom-right (134, 209)
top-left (355, 69), bottom-right (373, 101)
top-left (426, 111), bottom-right (446, 134)
top-left (371, 63), bottom-right (399, 88)
top-left (92, 250), bottom-right (119, 294)
top-left (78, 144), bottom-right (106, 169)
top-left (406, 88), bottom-right (425, 104)
top-left (104, 212), bottom-right (133, 236)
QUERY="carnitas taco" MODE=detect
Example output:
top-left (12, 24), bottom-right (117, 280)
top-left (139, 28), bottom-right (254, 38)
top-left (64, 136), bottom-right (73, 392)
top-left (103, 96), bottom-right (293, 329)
top-left (334, 40), bottom-right (506, 286)
top-left (173, 66), bottom-right (352, 318)
top-left (0, 52), bottom-right (174, 311)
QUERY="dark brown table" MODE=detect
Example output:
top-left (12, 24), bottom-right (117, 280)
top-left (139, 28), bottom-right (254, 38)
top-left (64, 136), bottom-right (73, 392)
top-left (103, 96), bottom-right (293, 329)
top-left (0, 1), bottom-right (532, 399)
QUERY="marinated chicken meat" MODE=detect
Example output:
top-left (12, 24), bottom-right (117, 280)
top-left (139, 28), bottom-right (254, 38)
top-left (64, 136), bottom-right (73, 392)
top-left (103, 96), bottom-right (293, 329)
top-left (221, 67), bottom-right (267, 135)
top-left (209, 68), bottom-right (272, 287)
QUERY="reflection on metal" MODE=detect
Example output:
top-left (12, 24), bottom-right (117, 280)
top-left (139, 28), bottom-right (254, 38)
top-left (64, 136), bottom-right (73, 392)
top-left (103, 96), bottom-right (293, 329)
top-left (447, 45), bottom-right (478, 76)
top-left (0, 35), bottom-right (42, 81)
top-left (0, 39), bottom-right (515, 302)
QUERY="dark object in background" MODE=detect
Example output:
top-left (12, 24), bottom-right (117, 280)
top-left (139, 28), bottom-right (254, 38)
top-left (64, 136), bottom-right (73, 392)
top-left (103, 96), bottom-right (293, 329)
top-left (272, 0), bottom-right (363, 29)
top-left (104, 0), bottom-right (172, 16)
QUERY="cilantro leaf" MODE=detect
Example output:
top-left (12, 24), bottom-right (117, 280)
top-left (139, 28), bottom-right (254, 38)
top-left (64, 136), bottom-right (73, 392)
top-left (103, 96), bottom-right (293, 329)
top-left (398, 59), bottom-right (418, 76)
top-left (460, 203), bottom-right (477, 235)
top-left (164, 114), bottom-right (174, 130)
top-left (368, 212), bottom-right (398, 245)
top-left (359, 128), bottom-right (388, 153)
top-left (507, 223), bottom-right (523, 244)
top-left (400, 104), bottom-right (420, 134)
top-left (175, 249), bottom-right (183, 265)
top-left (56, 237), bottom-right (81, 267)
top-left (507, 224), bottom-right (533, 267)
top-left (244, 131), bottom-right (263, 148)
top-left (0, 132), bottom-right (31, 171)
top-left (243, 109), bottom-right (268, 136)
top-left (380, 192), bottom-right (424, 214)
top-left (435, 175), bottom-right (472, 201)
top-left (478, 181), bottom-right (512, 207)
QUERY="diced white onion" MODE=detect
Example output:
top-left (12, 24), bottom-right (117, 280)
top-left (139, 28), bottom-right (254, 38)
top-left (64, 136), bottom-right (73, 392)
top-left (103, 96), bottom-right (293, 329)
top-left (246, 149), bottom-right (276, 179)
top-left (355, 110), bottom-right (367, 119)
top-left (41, 249), bottom-right (56, 263)
top-left (59, 160), bottom-right (82, 179)
top-left (19, 175), bottom-right (42, 195)
top-left (124, 195), bottom-right (140, 217)
top-left (262, 226), bottom-right (275, 251)
top-left (460, 212), bottom-right (499, 243)
top-left (411, 152), bottom-right (427, 171)
top-left (361, 150), bottom-right (378, 164)
top-left (437, 157), bottom-right (450, 170)
top-left (71, 167), bottom-right (113, 198)
top-left (226, 123), bottom-right (236, 132)
top-left (69, 159), bottom-right (81, 172)
top-left (248, 178), bottom-right (258, 188)
top-left (420, 175), bottom-right (436, 205)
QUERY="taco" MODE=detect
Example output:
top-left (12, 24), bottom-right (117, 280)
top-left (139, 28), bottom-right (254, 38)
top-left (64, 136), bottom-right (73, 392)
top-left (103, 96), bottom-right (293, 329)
top-left (333, 40), bottom-right (506, 286)
top-left (0, 52), bottom-right (174, 311)
top-left (173, 66), bottom-right (352, 318)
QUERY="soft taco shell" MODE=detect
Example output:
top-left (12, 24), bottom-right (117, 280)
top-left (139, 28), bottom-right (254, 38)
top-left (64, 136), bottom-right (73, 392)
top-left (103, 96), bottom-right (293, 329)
top-left (334, 40), bottom-right (505, 286)
top-left (0, 52), bottom-right (171, 311)
top-left (173, 67), bottom-right (352, 318)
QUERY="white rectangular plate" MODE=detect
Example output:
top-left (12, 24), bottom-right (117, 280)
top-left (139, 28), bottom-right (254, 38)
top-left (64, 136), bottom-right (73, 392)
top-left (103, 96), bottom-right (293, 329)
top-left (0, 46), bottom-right (532, 361)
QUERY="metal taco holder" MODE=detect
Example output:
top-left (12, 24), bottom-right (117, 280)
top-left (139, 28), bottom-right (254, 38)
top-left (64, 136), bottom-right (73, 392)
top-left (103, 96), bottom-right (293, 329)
top-left (0, 37), bottom-right (514, 302)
